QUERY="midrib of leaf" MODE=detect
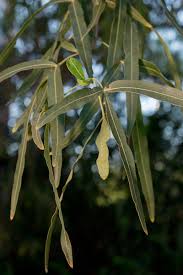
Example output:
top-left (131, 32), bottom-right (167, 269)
top-left (72, 1), bottom-right (89, 75)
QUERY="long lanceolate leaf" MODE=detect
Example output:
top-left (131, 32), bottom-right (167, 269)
top-left (132, 99), bottom-right (155, 222)
top-left (37, 87), bottom-right (102, 128)
top-left (105, 96), bottom-right (147, 234)
top-left (47, 66), bottom-right (65, 188)
top-left (0, 0), bottom-right (71, 64)
top-left (124, 16), bottom-right (139, 136)
top-left (69, 0), bottom-right (93, 77)
top-left (10, 91), bottom-right (39, 220)
top-left (0, 60), bottom-right (56, 84)
top-left (160, 0), bottom-right (183, 38)
top-left (107, 0), bottom-right (126, 69)
top-left (105, 80), bottom-right (183, 107)
top-left (44, 125), bottom-right (73, 269)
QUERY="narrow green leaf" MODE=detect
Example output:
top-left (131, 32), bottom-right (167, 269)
top-left (107, 0), bottom-right (126, 69)
top-left (47, 66), bottom-right (64, 187)
top-left (0, 60), bottom-right (56, 84)
top-left (44, 125), bottom-right (73, 268)
top-left (45, 209), bottom-right (58, 273)
top-left (106, 80), bottom-right (183, 107)
top-left (160, 0), bottom-right (183, 37)
top-left (0, 0), bottom-right (71, 64)
top-left (37, 87), bottom-right (102, 129)
top-left (82, 0), bottom-right (106, 40)
top-left (60, 227), bottom-right (73, 269)
top-left (12, 110), bottom-right (28, 134)
top-left (129, 5), bottom-right (152, 30)
top-left (139, 59), bottom-right (174, 87)
top-left (66, 57), bottom-right (85, 80)
top-left (124, 15), bottom-right (139, 136)
top-left (132, 99), bottom-right (155, 222)
top-left (10, 91), bottom-right (38, 220)
top-left (96, 117), bottom-right (110, 180)
top-left (61, 99), bottom-right (99, 149)
top-left (105, 96), bottom-right (147, 234)
top-left (69, 0), bottom-right (93, 77)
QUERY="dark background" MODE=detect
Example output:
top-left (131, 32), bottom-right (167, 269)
top-left (0, 0), bottom-right (183, 274)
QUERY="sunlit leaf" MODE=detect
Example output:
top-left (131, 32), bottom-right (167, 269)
top-left (60, 227), bottom-right (73, 268)
top-left (66, 57), bottom-right (85, 80)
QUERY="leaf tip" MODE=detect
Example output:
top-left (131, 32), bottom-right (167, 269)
top-left (10, 211), bottom-right (14, 221)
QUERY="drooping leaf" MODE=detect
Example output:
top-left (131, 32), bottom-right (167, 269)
top-left (10, 91), bottom-right (38, 220)
top-left (105, 96), bottom-right (147, 234)
top-left (60, 227), bottom-right (73, 269)
top-left (0, 0), bottom-right (71, 64)
top-left (69, 0), bottom-right (93, 77)
top-left (132, 99), bottom-right (155, 222)
top-left (44, 125), bottom-right (73, 268)
top-left (61, 99), bottom-right (99, 149)
top-left (82, 0), bottom-right (106, 40)
top-left (96, 117), bottom-right (110, 180)
top-left (139, 59), bottom-right (174, 87)
top-left (47, 66), bottom-right (64, 187)
top-left (107, 0), bottom-right (126, 69)
top-left (106, 80), bottom-right (183, 107)
top-left (37, 87), bottom-right (102, 129)
top-left (160, 0), bottom-right (183, 37)
top-left (124, 15), bottom-right (139, 136)
top-left (45, 209), bottom-right (58, 273)
top-left (0, 60), bottom-right (56, 84)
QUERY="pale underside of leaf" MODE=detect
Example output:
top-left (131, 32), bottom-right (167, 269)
top-left (96, 117), bottom-right (110, 180)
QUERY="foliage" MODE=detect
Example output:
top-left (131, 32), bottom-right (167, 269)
top-left (0, 0), bottom-right (182, 272)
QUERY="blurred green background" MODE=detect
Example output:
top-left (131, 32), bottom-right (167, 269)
top-left (0, 0), bottom-right (183, 274)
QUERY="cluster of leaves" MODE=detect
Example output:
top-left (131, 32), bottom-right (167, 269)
top-left (0, 0), bottom-right (183, 272)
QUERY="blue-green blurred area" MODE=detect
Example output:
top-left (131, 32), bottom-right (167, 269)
top-left (0, 0), bottom-right (183, 274)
